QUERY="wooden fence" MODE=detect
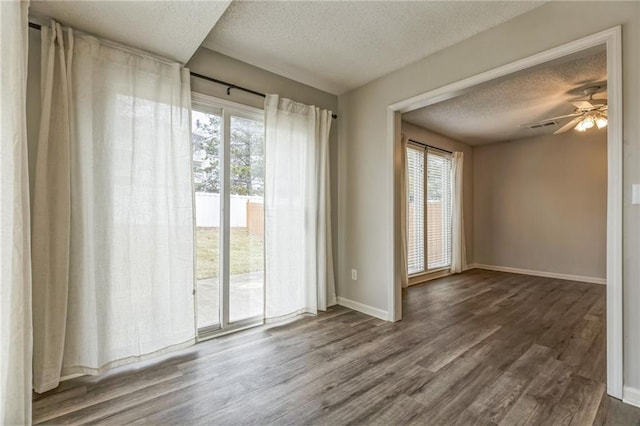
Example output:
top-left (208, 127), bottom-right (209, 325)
top-left (247, 201), bottom-right (264, 237)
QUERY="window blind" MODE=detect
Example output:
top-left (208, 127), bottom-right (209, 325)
top-left (426, 150), bottom-right (453, 270)
top-left (406, 146), bottom-right (425, 274)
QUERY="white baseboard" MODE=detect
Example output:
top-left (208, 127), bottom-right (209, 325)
top-left (469, 263), bottom-right (606, 285)
top-left (337, 297), bottom-right (389, 321)
top-left (623, 386), bottom-right (640, 408)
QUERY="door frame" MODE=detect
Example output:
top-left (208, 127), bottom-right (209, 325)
top-left (387, 26), bottom-right (623, 398)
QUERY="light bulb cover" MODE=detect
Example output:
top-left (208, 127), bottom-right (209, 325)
top-left (575, 120), bottom-right (587, 132)
top-left (582, 116), bottom-right (594, 129)
top-left (596, 116), bottom-right (608, 129)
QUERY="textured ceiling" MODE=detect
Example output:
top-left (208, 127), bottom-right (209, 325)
top-left (402, 48), bottom-right (607, 145)
top-left (29, 0), bottom-right (231, 63)
top-left (202, 1), bottom-right (544, 95)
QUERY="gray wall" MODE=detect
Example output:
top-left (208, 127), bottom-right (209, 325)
top-left (187, 48), bottom-right (340, 294)
top-left (337, 2), bottom-right (640, 388)
top-left (473, 130), bottom-right (607, 279)
top-left (401, 121), bottom-right (474, 264)
top-left (187, 48), bottom-right (338, 113)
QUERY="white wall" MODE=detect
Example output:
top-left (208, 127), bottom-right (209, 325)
top-left (473, 130), bottom-right (607, 280)
top-left (338, 2), bottom-right (640, 388)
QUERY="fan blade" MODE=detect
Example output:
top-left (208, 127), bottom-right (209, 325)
top-left (572, 100), bottom-right (595, 110)
top-left (545, 112), bottom-right (583, 121)
top-left (519, 113), bottom-right (582, 128)
top-left (554, 117), bottom-right (582, 134)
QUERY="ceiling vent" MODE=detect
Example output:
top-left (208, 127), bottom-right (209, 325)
top-left (527, 120), bottom-right (557, 129)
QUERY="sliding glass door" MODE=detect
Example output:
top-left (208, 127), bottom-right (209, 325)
top-left (192, 107), bottom-right (222, 330)
top-left (192, 95), bottom-right (265, 337)
top-left (406, 143), bottom-right (453, 276)
top-left (228, 115), bottom-right (265, 324)
top-left (426, 151), bottom-right (453, 270)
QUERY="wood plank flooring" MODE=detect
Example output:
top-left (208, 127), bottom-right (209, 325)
top-left (33, 269), bottom-right (640, 425)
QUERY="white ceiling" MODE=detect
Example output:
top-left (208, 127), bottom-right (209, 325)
top-left (28, 1), bottom-right (549, 96)
top-left (202, 1), bottom-right (544, 95)
top-left (402, 48), bottom-right (607, 145)
top-left (29, 0), bottom-right (231, 63)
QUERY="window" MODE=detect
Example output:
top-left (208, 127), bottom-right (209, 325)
top-left (406, 143), bottom-right (453, 275)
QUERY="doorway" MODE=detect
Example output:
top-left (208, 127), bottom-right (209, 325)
top-left (191, 93), bottom-right (265, 338)
top-left (388, 27), bottom-right (623, 398)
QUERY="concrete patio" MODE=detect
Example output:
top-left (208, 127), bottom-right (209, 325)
top-left (196, 271), bottom-right (264, 327)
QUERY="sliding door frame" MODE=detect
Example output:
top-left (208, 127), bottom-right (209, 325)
top-left (406, 142), bottom-right (453, 285)
top-left (192, 92), bottom-right (265, 341)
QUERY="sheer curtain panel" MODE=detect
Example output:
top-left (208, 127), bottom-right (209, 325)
top-left (450, 152), bottom-right (466, 273)
top-left (31, 22), bottom-right (72, 394)
top-left (399, 134), bottom-right (409, 288)
top-left (0, 0), bottom-right (33, 422)
top-left (264, 94), bottom-right (336, 319)
top-left (32, 22), bottom-right (195, 393)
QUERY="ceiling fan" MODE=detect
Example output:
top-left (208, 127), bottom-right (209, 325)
top-left (523, 86), bottom-right (608, 134)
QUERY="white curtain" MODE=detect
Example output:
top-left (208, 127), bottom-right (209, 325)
top-left (399, 134), bottom-right (409, 288)
top-left (0, 0), bottom-right (33, 423)
top-left (32, 22), bottom-right (195, 393)
top-left (264, 94), bottom-right (335, 319)
top-left (451, 152), bottom-right (466, 273)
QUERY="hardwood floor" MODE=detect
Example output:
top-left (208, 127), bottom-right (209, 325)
top-left (33, 269), bottom-right (640, 425)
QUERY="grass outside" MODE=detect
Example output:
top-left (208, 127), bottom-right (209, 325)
top-left (196, 227), bottom-right (264, 280)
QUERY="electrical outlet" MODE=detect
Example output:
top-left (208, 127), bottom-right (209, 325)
top-left (351, 269), bottom-right (358, 280)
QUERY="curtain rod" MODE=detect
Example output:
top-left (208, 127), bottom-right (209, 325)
top-left (191, 72), bottom-right (338, 119)
top-left (408, 139), bottom-right (453, 154)
top-left (28, 21), bottom-right (338, 120)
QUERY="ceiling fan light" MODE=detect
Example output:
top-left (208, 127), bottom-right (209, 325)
top-left (596, 116), bottom-right (608, 129)
top-left (582, 116), bottom-right (595, 129)
top-left (575, 121), bottom-right (587, 132)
